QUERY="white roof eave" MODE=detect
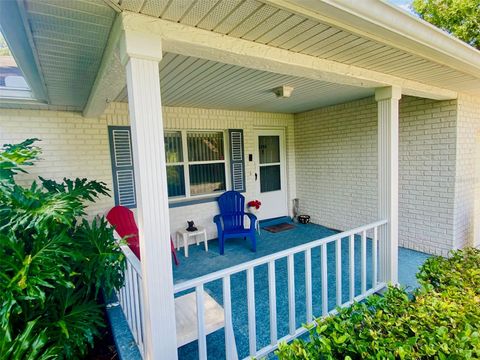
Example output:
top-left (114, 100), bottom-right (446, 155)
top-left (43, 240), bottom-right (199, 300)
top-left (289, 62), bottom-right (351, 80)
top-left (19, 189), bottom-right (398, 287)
top-left (265, 0), bottom-right (480, 79)
top-left (0, 1), bottom-right (49, 103)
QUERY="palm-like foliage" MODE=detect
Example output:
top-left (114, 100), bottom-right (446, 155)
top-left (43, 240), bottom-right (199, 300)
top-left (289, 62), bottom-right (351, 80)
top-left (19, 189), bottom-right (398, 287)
top-left (0, 139), bottom-right (125, 359)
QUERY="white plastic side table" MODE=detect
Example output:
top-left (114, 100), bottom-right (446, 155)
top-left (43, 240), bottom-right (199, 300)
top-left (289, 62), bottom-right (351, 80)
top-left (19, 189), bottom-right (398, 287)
top-left (176, 226), bottom-right (208, 257)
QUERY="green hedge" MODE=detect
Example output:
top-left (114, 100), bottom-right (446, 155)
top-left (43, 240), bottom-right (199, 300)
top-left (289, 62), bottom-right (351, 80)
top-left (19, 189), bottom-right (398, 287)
top-left (276, 248), bottom-right (480, 360)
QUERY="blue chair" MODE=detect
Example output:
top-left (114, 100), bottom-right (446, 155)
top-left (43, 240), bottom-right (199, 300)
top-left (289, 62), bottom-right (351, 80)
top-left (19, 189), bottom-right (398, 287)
top-left (214, 191), bottom-right (257, 255)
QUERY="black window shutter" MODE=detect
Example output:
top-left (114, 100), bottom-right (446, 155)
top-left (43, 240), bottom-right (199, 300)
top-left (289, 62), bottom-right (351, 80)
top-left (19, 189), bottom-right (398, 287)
top-left (108, 126), bottom-right (137, 208)
top-left (228, 129), bottom-right (245, 192)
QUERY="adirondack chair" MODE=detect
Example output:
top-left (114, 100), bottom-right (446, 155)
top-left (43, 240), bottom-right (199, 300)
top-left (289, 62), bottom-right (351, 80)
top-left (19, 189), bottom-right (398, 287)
top-left (106, 206), bottom-right (179, 266)
top-left (214, 191), bottom-right (257, 255)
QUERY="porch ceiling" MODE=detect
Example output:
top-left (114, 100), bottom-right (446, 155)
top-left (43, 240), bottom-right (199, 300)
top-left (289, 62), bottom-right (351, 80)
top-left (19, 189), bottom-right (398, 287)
top-left (109, 0), bottom-right (480, 96)
top-left (0, 0), bottom-right (116, 111)
top-left (2, 0), bottom-right (480, 112)
top-left (116, 53), bottom-right (374, 113)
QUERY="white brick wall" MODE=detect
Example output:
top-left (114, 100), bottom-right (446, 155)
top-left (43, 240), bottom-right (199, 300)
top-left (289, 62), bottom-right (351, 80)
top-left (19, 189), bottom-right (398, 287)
top-left (294, 97), bottom-right (378, 231)
top-left (2, 95), bottom-right (477, 255)
top-left (454, 94), bottom-right (480, 249)
top-left (294, 96), bottom-right (458, 256)
top-left (399, 97), bottom-right (457, 256)
top-left (0, 103), bottom-right (295, 243)
top-left (0, 108), bottom-right (115, 216)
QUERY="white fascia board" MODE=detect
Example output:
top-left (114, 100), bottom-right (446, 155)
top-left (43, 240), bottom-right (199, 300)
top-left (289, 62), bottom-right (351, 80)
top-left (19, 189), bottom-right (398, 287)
top-left (121, 12), bottom-right (456, 100)
top-left (265, 0), bottom-right (480, 78)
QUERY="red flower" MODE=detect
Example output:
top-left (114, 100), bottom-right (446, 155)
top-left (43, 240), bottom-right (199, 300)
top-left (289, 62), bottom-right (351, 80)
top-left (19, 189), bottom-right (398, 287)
top-left (247, 200), bottom-right (262, 210)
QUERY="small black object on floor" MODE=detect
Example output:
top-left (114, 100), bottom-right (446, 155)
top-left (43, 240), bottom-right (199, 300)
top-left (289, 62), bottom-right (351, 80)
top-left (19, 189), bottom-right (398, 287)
top-left (298, 215), bottom-right (311, 224)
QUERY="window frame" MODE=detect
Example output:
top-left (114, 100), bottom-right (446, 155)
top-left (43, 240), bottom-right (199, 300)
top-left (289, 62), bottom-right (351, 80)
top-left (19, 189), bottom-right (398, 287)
top-left (165, 129), bottom-right (230, 203)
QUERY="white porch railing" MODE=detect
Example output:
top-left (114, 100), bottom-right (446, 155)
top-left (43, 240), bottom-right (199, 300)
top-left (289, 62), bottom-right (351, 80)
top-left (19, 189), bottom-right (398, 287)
top-left (116, 245), bottom-right (145, 358)
top-left (117, 219), bottom-right (387, 360)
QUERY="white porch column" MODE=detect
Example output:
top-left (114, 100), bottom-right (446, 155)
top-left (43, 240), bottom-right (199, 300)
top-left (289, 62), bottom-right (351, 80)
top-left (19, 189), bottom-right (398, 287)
top-left (375, 86), bottom-right (401, 285)
top-left (120, 31), bottom-right (178, 360)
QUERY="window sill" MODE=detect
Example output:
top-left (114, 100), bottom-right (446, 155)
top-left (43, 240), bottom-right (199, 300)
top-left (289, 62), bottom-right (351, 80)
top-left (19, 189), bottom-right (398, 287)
top-left (168, 196), bottom-right (219, 208)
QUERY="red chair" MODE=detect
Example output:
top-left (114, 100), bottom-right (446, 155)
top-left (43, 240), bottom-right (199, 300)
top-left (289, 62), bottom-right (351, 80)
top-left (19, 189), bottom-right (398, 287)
top-left (106, 205), bottom-right (179, 266)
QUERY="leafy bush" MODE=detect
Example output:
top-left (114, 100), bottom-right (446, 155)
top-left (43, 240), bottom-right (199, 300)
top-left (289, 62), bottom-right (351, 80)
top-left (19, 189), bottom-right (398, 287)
top-left (276, 248), bottom-right (480, 359)
top-left (0, 139), bottom-right (125, 359)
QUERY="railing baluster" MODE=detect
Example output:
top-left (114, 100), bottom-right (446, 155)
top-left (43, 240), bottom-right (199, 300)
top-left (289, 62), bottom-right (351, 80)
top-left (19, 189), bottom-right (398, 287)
top-left (120, 266), bottom-right (127, 318)
top-left (116, 246), bottom-right (145, 357)
top-left (373, 226), bottom-right (378, 287)
top-left (287, 254), bottom-right (296, 335)
top-left (129, 265), bottom-right (136, 326)
top-left (124, 262), bottom-right (132, 322)
top-left (138, 273), bottom-right (145, 356)
top-left (223, 276), bottom-right (236, 359)
top-left (361, 230), bottom-right (367, 293)
top-left (136, 273), bottom-right (145, 353)
top-left (268, 261), bottom-right (277, 345)
top-left (131, 268), bottom-right (141, 342)
top-left (305, 249), bottom-right (313, 324)
top-left (321, 243), bottom-right (328, 316)
top-left (131, 267), bottom-right (140, 340)
top-left (196, 285), bottom-right (207, 360)
top-left (118, 286), bottom-right (124, 307)
top-left (247, 267), bottom-right (256, 356)
top-left (349, 234), bottom-right (355, 302)
top-left (335, 237), bottom-right (342, 306)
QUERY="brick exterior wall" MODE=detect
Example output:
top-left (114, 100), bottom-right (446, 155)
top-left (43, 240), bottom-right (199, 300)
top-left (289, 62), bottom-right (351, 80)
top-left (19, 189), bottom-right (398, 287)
top-left (294, 97), bottom-right (378, 231)
top-left (0, 103), bottom-right (296, 243)
top-left (2, 95), bottom-right (478, 255)
top-left (0, 107), bottom-right (117, 216)
top-left (454, 94), bottom-right (480, 249)
top-left (399, 97), bottom-right (457, 256)
top-left (294, 96), bottom-right (459, 256)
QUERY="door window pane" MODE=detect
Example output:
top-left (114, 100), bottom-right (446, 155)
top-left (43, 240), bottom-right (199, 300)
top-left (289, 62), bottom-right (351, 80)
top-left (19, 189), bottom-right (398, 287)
top-left (260, 165), bottom-right (281, 192)
top-left (187, 131), bottom-right (224, 161)
top-left (166, 165), bottom-right (185, 197)
top-left (189, 163), bottom-right (226, 195)
top-left (165, 131), bottom-right (183, 163)
top-left (259, 136), bottom-right (280, 164)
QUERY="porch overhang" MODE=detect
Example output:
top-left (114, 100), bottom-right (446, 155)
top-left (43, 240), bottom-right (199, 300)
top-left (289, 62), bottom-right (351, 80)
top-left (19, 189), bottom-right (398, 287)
top-left (266, 0), bottom-right (480, 78)
top-left (0, 0), bottom-right (48, 103)
top-left (83, 11), bottom-right (457, 118)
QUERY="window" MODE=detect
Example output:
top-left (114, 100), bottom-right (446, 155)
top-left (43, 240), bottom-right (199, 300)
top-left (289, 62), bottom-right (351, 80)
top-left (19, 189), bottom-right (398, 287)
top-left (108, 126), bottom-right (245, 208)
top-left (165, 130), bottom-right (227, 199)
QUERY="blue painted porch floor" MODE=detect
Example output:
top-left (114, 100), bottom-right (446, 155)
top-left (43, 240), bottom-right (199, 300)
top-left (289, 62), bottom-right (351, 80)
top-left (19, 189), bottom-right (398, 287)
top-left (173, 218), bottom-right (430, 360)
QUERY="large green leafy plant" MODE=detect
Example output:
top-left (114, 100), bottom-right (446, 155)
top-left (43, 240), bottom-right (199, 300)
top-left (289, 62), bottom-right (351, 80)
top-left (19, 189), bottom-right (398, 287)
top-left (276, 248), bottom-right (480, 359)
top-left (0, 139), bottom-right (125, 359)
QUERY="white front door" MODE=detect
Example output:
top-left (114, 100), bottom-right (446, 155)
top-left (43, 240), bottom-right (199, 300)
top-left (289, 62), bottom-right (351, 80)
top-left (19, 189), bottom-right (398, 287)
top-left (254, 129), bottom-right (288, 220)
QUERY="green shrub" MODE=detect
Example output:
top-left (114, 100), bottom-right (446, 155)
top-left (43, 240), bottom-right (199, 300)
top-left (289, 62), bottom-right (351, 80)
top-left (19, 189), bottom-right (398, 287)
top-left (0, 139), bottom-right (126, 359)
top-left (276, 248), bottom-right (480, 360)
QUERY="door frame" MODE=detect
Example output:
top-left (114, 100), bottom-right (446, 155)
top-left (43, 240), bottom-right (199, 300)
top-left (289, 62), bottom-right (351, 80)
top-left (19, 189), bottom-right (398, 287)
top-left (254, 127), bottom-right (289, 220)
